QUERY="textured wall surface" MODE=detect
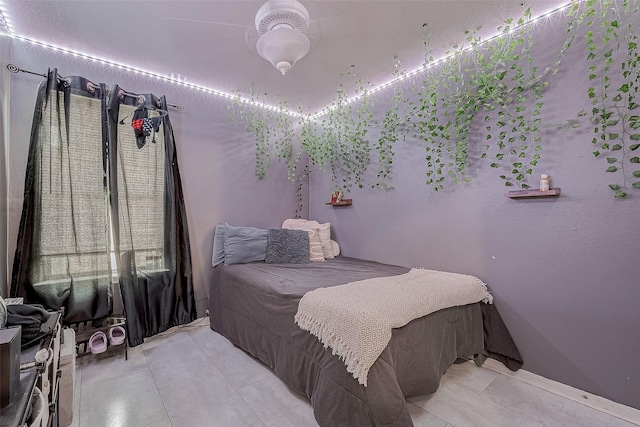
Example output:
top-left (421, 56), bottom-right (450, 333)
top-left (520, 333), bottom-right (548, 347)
top-left (308, 11), bottom-right (640, 410)
top-left (4, 45), bottom-right (303, 316)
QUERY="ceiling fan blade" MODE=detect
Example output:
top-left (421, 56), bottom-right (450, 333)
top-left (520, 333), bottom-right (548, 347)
top-left (166, 17), bottom-right (252, 30)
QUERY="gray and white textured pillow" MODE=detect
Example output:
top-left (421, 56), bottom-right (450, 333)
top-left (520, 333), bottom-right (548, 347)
top-left (265, 229), bottom-right (310, 264)
top-left (282, 218), bottom-right (327, 262)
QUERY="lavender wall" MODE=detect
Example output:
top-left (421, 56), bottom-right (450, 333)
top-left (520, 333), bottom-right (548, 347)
top-left (4, 44), bottom-right (305, 315)
top-left (308, 12), bottom-right (640, 410)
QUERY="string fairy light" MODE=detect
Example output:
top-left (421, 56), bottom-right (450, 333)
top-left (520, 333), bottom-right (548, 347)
top-left (310, 0), bottom-right (575, 120)
top-left (0, 1), bottom-right (575, 119)
top-left (0, 3), bottom-right (13, 36)
top-left (0, 31), bottom-right (292, 116)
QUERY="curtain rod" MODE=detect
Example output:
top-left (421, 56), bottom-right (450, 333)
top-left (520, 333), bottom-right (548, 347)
top-left (6, 63), bottom-right (184, 111)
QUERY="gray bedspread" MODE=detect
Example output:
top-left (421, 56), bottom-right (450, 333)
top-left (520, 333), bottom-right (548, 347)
top-left (208, 257), bottom-right (484, 426)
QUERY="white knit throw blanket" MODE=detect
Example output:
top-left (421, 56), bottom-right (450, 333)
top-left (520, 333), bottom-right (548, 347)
top-left (294, 268), bottom-right (493, 386)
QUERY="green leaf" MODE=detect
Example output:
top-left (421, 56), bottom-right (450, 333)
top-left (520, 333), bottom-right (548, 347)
top-left (630, 135), bottom-right (640, 142)
top-left (631, 157), bottom-right (640, 163)
top-left (614, 190), bottom-right (627, 198)
top-left (609, 134), bottom-right (620, 140)
top-left (607, 157), bottom-right (617, 163)
top-left (618, 83), bottom-right (629, 93)
top-left (609, 184), bottom-right (619, 190)
top-left (606, 166), bottom-right (618, 172)
top-left (634, 182), bottom-right (640, 189)
top-left (633, 171), bottom-right (640, 177)
top-left (611, 144), bottom-right (622, 150)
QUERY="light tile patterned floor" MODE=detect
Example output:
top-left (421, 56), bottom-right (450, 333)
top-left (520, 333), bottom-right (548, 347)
top-left (68, 318), bottom-right (638, 427)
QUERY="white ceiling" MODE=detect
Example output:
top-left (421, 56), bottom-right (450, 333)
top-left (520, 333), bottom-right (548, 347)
top-left (2, 0), bottom-right (570, 112)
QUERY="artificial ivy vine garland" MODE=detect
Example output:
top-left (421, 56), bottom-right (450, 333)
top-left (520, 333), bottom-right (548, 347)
top-left (228, 0), bottom-right (639, 203)
top-left (579, 0), bottom-right (640, 197)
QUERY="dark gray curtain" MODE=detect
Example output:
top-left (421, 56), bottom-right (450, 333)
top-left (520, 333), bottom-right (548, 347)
top-left (106, 86), bottom-right (196, 347)
top-left (12, 71), bottom-right (196, 344)
top-left (10, 70), bottom-right (113, 323)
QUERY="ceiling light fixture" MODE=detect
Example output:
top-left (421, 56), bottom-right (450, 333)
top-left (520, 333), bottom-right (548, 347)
top-left (255, 0), bottom-right (310, 75)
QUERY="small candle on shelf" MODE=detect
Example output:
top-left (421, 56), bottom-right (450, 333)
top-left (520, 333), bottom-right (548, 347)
top-left (539, 174), bottom-right (550, 191)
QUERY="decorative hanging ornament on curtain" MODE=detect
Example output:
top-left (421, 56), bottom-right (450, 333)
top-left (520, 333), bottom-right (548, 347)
top-left (131, 106), bottom-right (163, 148)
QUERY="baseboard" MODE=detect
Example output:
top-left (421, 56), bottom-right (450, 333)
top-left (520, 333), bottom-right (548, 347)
top-left (481, 358), bottom-right (640, 425)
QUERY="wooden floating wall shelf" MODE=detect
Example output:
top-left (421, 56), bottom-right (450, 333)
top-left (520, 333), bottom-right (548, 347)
top-left (505, 188), bottom-right (561, 199)
top-left (326, 199), bottom-right (353, 206)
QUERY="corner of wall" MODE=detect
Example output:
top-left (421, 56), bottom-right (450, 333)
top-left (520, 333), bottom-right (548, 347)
top-left (0, 35), bottom-right (11, 297)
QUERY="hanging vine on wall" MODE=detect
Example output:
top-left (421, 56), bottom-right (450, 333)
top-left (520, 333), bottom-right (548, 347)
top-left (228, 86), bottom-right (303, 182)
top-left (274, 100), bottom-right (301, 181)
top-left (415, 5), bottom-right (581, 190)
top-left (416, 31), bottom-right (477, 191)
top-left (228, 86), bottom-right (272, 179)
top-left (474, 10), bottom-right (545, 188)
top-left (579, 0), bottom-right (640, 197)
top-left (294, 164), bottom-right (310, 218)
top-left (314, 65), bottom-right (376, 192)
top-left (375, 56), bottom-right (412, 189)
top-left (226, 0), bottom-right (639, 207)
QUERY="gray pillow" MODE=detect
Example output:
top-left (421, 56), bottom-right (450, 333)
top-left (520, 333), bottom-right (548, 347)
top-left (265, 229), bottom-right (310, 264)
top-left (223, 225), bottom-right (268, 266)
top-left (212, 223), bottom-right (227, 267)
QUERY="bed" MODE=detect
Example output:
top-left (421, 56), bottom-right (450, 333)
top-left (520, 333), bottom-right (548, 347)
top-left (208, 256), bottom-right (492, 427)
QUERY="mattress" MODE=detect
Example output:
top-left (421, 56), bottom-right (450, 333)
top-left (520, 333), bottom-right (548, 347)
top-left (208, 256), bottom-right (485, 426)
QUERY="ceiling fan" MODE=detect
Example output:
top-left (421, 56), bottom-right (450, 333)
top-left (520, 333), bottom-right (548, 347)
top-left (167, 0), bottom-right (317, 75)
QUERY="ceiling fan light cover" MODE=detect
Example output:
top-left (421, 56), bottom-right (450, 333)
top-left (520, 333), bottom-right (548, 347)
top-left (256, 27), bottom-right (310, 75)
top-left (255, 0), bottom-right (310, 35)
